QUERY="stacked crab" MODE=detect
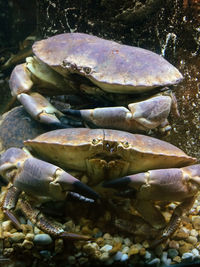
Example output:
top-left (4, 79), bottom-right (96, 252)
top-left (0, 33), bottom-right (200, 262)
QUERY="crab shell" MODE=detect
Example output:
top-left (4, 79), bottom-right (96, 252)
top-left (33, 33), bottom-right (183, 93)
top-left (24, 128), bottom-right (196, 185)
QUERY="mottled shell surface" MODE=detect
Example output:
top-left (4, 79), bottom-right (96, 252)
top-left (24, 128), bottom-right (196, 175)
top-left (33, 33), bottom-right (183, 93)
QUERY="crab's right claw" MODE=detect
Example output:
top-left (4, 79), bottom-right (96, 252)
top-left (63, 95), bottom-right (172, 133)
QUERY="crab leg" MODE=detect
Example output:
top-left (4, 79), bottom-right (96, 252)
top-left (9, 59), bottom-right (76, 128)
top-left (2, 185), bottom-right (22, 229)
top-left (103, 165), bottom-right (200, 239)
top-left (63, 95), bottom-right (172, 133)
top-left (19, 199), bottom-right (91, 240)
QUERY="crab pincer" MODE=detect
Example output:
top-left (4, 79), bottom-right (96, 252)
top-left (0, 147), bottom-right (99, 240)
top-left (104, 164), bottom-right (200, 242)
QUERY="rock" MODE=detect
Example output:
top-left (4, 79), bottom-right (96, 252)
top-left (173, 227), bottom-right (190, 239)
top-left (168, 240), bottom-right (179, 249)
top-left (100, 244), bottom-right (113, 252)
top-left (144, 251), bottom-right (152, 260)
top-left (178, 241), bottom-right (194, 255)
top-left (120, 253), bottom-right (129, 261)
top-left (191, 248), bottom-right (200, 258)
top-left (190, 229), bottom-right (198, 237)
top-left (187, 235), bottom-right (197, 244)
top-left (173, 255), bottom-right (181, 263)
top-left (9, 232), bottom-right (25, 243)
top-left (191, 216), bottom-right (200, 229)
top-left (40, 250), bottom-right (51, 259)
top-left (168, 248), bottom-right (179, 259)
top-left (113, 251), bottom-right (123, 261)
top-left (122, 246), bottom-right (129, 254)
top-left (182, 252), bottom-right (194, 261)
top-left (100, 251), bottom-right (109, 261)
top-left (68, 256), bottom-right (76, 264)
top-left (109, 242), bottom-right (122, 255)
top-left (147, 258), bottom-right (160, 266)
top-left (124, 237), bottom-right (132, 246)
top-left (25, 233), bottom-right (34, 241)
top-left (2, 220), bottom-right (13, 232)
top-left (128, 245), bottom-right (140, 256)
top-left (22, 239), bottom-right (34, 249)
top-left (33, 234), bottom-right (53, 245)
top-left (83, 242), bottom-right (101, 259)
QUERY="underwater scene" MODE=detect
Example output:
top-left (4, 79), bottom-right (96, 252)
top-left (0, 0), bottom-right (200, 266)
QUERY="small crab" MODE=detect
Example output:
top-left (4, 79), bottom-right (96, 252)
top-left (0, 128), bottom-right (199, 243)
top-left (9, 33), bottom-right (183, 133)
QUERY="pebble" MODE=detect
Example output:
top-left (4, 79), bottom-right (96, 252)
top-left (128, 245), bottom-right (140, 256)
top-left (113, 251), bottom-right (123, 261)
top-left (178, 241), bottom-right (193, 254)
top-left (124, 237), bottom-right (132, 246)
top-left (122, 246), bottom-right (129, 254)
top-left (33, 234), bottom-right (53, 245)
top-left (68, 255), bottom-right (76, 264)
top-left (168, 240), bottom-right (179, 249)
top-left (181, 252), bottom-right (194, 261)
top-left (22, 239), bottom-right (34, 249)
top-left (120, 253), bottom-right (129, 261)
top-left (100, 251), bottom-right (109, 261)
top-left (109, 242), bottom-right (122, 255)
top-left (191, 216), bottom-right (200, 229)
top-left (25, 233), bottom-right (34, 241)
top-left (83, 242), bottom-right (101, 258)
top-left (147, 258), bottom-right (160, 266)
top-left (192, 248), bottom-right (200, 258)
top-left (190, 229), bottom-right (198, 236)
top-left (174, 227), bottom-right (189, 239)
top-left (144, 251), bottom-right (152, 260)
top-left (173, 255), bottom-right (181, 263)
top-left (40, 250), bottom-right (51, 259)
top-left (9, 232), bottom-right (25, 243)
top-left (161, 251), bottom-right (171, 265)
top-left (168, 248), bottom-right (179, 259)
top-left (2, 221), bottom-right (13, 232)
top-left (187, 235), bottom-right (197, 244)
top-left (100, 244), bottom-right (113, 252)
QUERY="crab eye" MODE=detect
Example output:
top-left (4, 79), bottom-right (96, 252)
top-left (92, 138), bottom-right (98, 145)
top-left (83, 67), bottom-right (92, 75)
top-left (123, 141), bottom-right (129, 148)
top-left (62, 60), bottom-right (71, 68)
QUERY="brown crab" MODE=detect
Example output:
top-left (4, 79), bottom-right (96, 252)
top-left (0, 128), bottom-right (199, 243)
top-left (9, 32), bottom-right (183, 133)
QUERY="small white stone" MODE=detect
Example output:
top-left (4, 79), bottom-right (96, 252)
top-left (122, 246), bottom-right (129, 254)
top-left (144, 251), bottom-right (152, 260)
top-left (100, 244), bottom-right (113, 252)
top-left (114, 251), bottom-right (123, 261)
top-left (147, 258), bottom-right (160, 266)
top-left (123, 238), bottom-right (132, 246)
top-left (190, 229), bottom-right (198, 237)
top-left (192, 248), bottom-right (200, 258)
top-left (100, 252), bottom-right (109, 261)
top-left (182, 252), bottom-right (194, 261)
top-left (120, 253), bottom-right (129, 262)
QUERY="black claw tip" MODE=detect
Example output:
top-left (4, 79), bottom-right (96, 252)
top-left (73, 181), bottom-right (99, 200)
top-left (62, 109), bottom-right (82, 118)
top-left (103, 176), bottom-right (131, 188)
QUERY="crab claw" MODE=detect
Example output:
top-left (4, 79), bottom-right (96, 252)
top-left (55, 170), bottom-right (100, 200)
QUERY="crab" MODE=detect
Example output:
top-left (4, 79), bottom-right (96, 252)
top-left (9, 32), bottom-right (183, 133)
top-left (0, 128), bottom-right (199, 244)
